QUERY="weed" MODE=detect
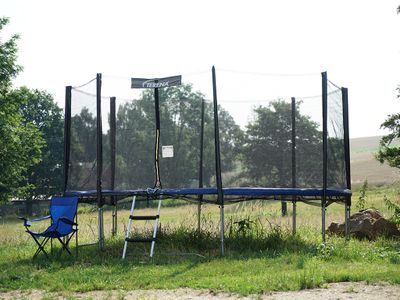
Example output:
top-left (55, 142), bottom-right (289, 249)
top-left (356, 179), bottom-right (368, 211)
top-left (299, 268), bottom-right (321, 290)
top-left (316, 242), bottom-right (335, 259)
top-left (383, 194), bottom-right (400, 226)
top-left (233, 217), bottom-right (255, 237)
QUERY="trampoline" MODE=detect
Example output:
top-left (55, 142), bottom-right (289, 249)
top-left (63, 68), bottom-right (352, 253)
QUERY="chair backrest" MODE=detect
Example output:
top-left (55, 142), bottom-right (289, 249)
top-left (50, 196), bottom-right (78, 235)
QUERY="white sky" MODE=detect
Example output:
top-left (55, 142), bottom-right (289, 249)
top-left (2, 0), bottom-right (400, 138)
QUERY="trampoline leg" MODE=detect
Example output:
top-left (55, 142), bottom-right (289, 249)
top-left (345, 202), bottom-right (350, 240)
top-left (321, 202), bottom-right (326, 243)
top-left (220, 205), bottom-right (225, 256)
top-left (281, 201), bottom-right (287, 216)
top-left (292, 201), bottom-right (296, 235)
top-left (112, 202), bottom-right (117, 237)
top-left (98, 207), bottom-right (105, 250)
top-left (197, 202), bottom-right (202, 233)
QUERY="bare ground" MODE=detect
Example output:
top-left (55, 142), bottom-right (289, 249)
top-left (1, 282), bottom-right (400, 300)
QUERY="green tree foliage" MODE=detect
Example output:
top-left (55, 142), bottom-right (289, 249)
top-left (376, 9), bottom-right (400, 170)
top-left (379, 5), bottom-right (400, 168)
top-left (376, 87), bottom-right (400, 169)
top-left (10, 87), bottom-right (64, 199)
top-left (384, 194), bottom-right (400, 226)
top-left (0, 18), bottom-right (22, 94)
top-left (241, 100), bottom-right (322, 187)
top-left (0, 18), bottom-right (44, 201)
top-left (375, 3), bottom-right (400, 170)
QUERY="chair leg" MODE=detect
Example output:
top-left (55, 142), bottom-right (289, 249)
top-left (65, 231), bottom-right (75, 245)
top-left (75, 229), bottom-right (78, 257)
top-left (65, 230), bottom-right (78, 257)
top-left (57, 237), bottom-right (73, 256)
top-left (31, 235), bottom-right (50, 259)
top-left (28, 229), bottom-right (78, 259)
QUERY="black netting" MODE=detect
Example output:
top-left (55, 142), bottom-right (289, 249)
top-left (112, 71), bottom-right (216, 190)
top-left (296, 96), bottom-right (323, 187)
top-left (158, 86), bottom-right (206, 188)
top-left (215, 70), bottom-right (324, 189)
top-left (160, 86), bottom-right (202, 188)
top-left (101, 96), bottom-right (112, 190)
top-left (327, 81), bottom-right (346, 188)
top-left (65, 70), bottom-right (349, 195)
top-left (114, 96), bottom-right (155, 189)
top-left (67, 78), bottom-right (98, 191)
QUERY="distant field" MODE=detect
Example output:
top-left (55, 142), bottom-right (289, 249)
top-left (350, 135), bottom-right (400, 186)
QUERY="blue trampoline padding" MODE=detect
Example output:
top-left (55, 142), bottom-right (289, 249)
top-left (160, 187), bottom-right (351, 197)
top-left (65, 187), bottom-right (351, 198)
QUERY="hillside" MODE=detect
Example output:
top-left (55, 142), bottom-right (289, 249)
top-left (350, 135), bottom-right (399, 186)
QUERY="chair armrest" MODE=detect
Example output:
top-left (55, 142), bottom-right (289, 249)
top-left (58, 217), bottom-right (78, 226)
top-left (30, 215), bottom-right (51, 222)
top-left (18, 217), bottom-right (31, 227)
top-left (18, 215), bottom-right (51, 227)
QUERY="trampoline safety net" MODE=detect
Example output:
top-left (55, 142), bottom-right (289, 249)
top-left (65, 69), bottom-right (350, 202)
top-left (67, 78), bottom-right (98, 191)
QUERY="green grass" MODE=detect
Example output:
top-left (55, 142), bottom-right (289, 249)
top-left (1, 184), bottom-right (400, 296)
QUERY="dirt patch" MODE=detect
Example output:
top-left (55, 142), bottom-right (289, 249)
top-left (1, 282), bottom-right (400, 299)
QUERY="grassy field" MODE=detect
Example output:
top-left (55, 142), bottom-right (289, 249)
top-left (1, 184), bottom-right (400, 297)
top-left (350, 136), bottom-right (400, 186)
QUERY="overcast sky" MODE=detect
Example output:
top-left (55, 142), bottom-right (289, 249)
top-left (2, 0), bottom-right (400, 138)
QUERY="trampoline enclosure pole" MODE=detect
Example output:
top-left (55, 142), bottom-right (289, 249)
top-left (154, 86), bottom-right (162, 189)
top-left (110, 97), bottom-right (117, 236)
top-left (63, 86), bottom-right (72, 194)
top-left (96, 73), bottom-right (105, 249)
top-left (291, 97), bottom-right (297, 235)
top-left (198, 99), bottom-right (205, 232)
top-left (342, 87), bottom-right (351, 239)
top-left (322, 72), bottom-right (328, 243)
top-left (212, 66), bottom-right (225, 256)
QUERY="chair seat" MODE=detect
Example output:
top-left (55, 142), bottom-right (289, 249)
top-left (28, 227), bottom-right (68, 238)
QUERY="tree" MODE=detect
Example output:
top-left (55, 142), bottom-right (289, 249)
top-left (10, 87), bottom-right (64, 202)
top-left (0, 18), bottom-right (22, 94)
top-left (241, 100), bottom-right (322, 187)
top-left (0, 18), bottom-right (44, 202)
top-left (376, 87), bottom-right (400, 169)
top-left (375, 8), bottom-right (400, 179)
top-left (240, 100), bottom-right (323, 214)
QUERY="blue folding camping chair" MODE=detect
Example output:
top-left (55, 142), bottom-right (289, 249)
top-left (19, 196), bottom-right (79, 259)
